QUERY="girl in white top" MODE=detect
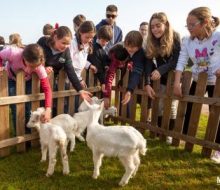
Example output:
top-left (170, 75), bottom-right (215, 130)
top-left (70, 21), bottom-right (97, 88)
top-left (173, 7), bottom-right (220, 163)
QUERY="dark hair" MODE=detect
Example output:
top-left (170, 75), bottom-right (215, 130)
top-left (109, 43), bottom-right (129, 61)
top-left (73, 14), bottom-right (86, 27)
top-left (97, 25), bottom-right (113, 41)
top-left (49, 26), bottom-right (72, 47)
top-left (124, 30), bottom-right (143, 49)
top-left (140, 22), bottom-right (148, 27)
top-left (43, 24), bottom-right (54, 36)
top-left (0, 36), bottom-right (5, 45)
top-left (23, 44), bottom-right (45, 64)
top-left (106, 4), bottom-right (118, 12)
top-left (76, 21), bottom-right (96, 54)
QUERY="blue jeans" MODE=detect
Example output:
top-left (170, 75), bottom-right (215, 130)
top-left (9, 79), bottom-right (32, 135)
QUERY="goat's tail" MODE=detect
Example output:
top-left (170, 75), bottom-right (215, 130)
top-left (138, 139), bottom-right (147, 156)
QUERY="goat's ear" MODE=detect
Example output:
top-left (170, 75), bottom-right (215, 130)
top-left (84, 99), bottom-right (92, 108)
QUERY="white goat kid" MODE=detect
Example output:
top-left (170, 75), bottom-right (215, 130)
top-left (28, 107), bottom-right (78, 152)
top-left (84, 100), bottom-right (147, 186)
top-left (78, 96), bottom-right (117, 124)
top-left (27, 108), bottom-right (69, 176)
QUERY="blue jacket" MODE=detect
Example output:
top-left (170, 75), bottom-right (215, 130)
top-left (96, 19), bottom-right (123, 52)
top-left (127, 48), bottom-right (147, 92)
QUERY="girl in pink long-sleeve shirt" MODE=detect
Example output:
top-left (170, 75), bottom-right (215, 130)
top-left (0, 44), bottom-right (52, 124)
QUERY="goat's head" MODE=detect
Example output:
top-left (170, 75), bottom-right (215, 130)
top-left (84, 99), bottom-right (104, 124)
top-left (26, 107), bottom-right (45, 129)
top-left (78, 96), bottom-right (103, 112)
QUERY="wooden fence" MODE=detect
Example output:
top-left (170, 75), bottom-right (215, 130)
top-left (0, 69), bottom-right (220, 158)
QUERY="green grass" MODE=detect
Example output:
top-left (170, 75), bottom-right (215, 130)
top-left (0, 130), bottom-right (220, 190)
top-left (1, 108), bottom-right (219, 190)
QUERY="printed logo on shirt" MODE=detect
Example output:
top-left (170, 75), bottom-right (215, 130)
top-left (195, 48), bottom-right (209, 73)
top-left (59, 57), bottom-right (66, 63)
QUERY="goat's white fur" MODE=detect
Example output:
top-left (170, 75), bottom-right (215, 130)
top-left (83, 100), bottom-right (147, 186)
top-left (27, 108), bottom-right (69, 176)
top-left (78, 96), bottom-right (117, 124)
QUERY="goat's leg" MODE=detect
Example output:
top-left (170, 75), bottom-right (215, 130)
top-left (92, 150), bottom-right (103, 179)
top-left (68, 133), bottom-right (76, 152)
top-left (118, 156), bottom-right (135, 186)
top-left (41, 144), bottom-right (48, 162)
top-left (46, 143), bottom-right (58, 177)
top-left (60, 140), bottom-right (70, 175)
top-left (131, 151), bottom-right (140, 177)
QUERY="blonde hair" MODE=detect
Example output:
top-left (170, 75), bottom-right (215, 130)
top-left (146, 12), bottom-right (173, 59)
top-left (9, 33), bottom-right (24, 48)
top-left (188, 7), bottom-right (220, 38)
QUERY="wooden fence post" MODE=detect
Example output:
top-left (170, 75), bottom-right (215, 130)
top-left (150, 79), bottom-right (160, 138)
top-left (202, 77), bottom-right (220, 157)
top-left (0, 71), bottom-right (10, 156)
top-left (172, 71), bottom-right (192, 146)
top-left (185, 72), bottom-right (207, 152)
top-left (160, 72), bottom-right (174, 141)
top-left (16, 71), bottom-right (26, 152)
top-left (31, 74), bottom-right (41, 147)
top-left (57, 70), bottom-right (66, 115)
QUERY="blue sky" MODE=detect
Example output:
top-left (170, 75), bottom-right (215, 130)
top-left (1, 0), bottom-right (219, 44)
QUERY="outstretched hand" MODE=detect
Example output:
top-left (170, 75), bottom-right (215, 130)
top-left (121, 91), bottom-right (131, 105)
top-left (79, 90), bottom-right (92, 103)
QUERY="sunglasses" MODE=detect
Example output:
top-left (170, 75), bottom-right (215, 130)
top-left (106, 14), bottom-right (117, 19)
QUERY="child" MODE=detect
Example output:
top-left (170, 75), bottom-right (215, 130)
top-left (96, 4), bottom-right (123, 53)
top-left (37, 25), bottom-right (91, 102)
top-left (121, 31), bottom-right (147, 105)
top-left (139, 22), bottom-right (149, 49)
top-left (73, 14), bottom-right (86, 32)
top-left (0, 44), bottom-right (52, 133)
top-left (87, 25), bottom-right (113, 92)
top-left (8, 33), bottom-right (25, 48)
top-left (173, 7), bottom-right (220, 162)
top-left (103, 43), bottom-right (130, 108)
top-left (70, 21), bottom-right (97, 88)
top-left (144, 12), bottom-right (181, 143)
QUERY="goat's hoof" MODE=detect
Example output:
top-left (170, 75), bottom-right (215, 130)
top-left (92, 174), bottom-right (98, 179)
top-left (63, 171), bottom-right (70, 175)
top-left (119, 180), bottom-right (127, 186)
top-left (46, 173), bottom-right (52, 177)
top-left (40, 159), bottom-right (46, 162)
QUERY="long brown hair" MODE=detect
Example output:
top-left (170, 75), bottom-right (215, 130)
top-left (76, 20), bottom-right (96, 54)
top-left (146, 12), bottom-right (174, 59)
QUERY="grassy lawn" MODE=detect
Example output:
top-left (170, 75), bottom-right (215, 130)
top-left (0, 109), bottom-right (219, 190)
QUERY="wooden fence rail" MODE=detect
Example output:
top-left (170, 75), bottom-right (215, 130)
top-left (0, 69), bottom-right (220, 158)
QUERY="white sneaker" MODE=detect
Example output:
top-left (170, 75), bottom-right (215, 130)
top-left (166, 136), bottom-right (173, 145)
top-left (211, 151), bottom-right (220, 164)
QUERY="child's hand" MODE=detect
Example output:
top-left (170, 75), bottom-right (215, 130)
top-left (101, 84), bottom-right (105, 92)
top-left (90, 65), bottom-right (97, 73)
top-left (144, 85), bottom-right (156, 99)
top-left (0, 67), bottom-right (4, 76)
top-left (151, 69), bottom-right (161, 80)
top-left (105, 66), bottom-right (109, 71)
top-left (80, 80), bottom-right (87, 88)
top-left (79, 90), bottom-right (92, 103)
top-left (121, 91), bottom-right (131, 105)
top-left (40, 108), bottom-right (51, 123)
top-left (215, 69), bottom-right (220, 78)
top-left (104, 98), bottom-right (110, 109)
top-left (46, 67), bottom-right (53, 74)
top-left (173, 83), bottom-right (182, 97)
